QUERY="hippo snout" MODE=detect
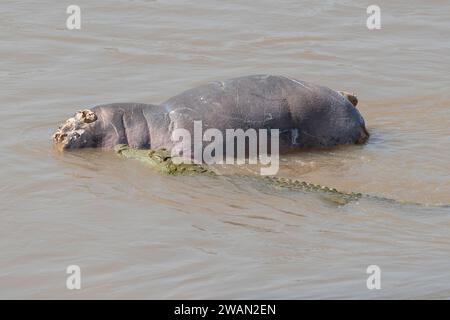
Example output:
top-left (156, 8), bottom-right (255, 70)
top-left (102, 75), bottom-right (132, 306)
top-left (356, 125), bottom-right (370, 144)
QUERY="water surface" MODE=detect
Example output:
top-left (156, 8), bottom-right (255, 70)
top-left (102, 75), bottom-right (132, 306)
top-left (1, 0), bottom-right (449, 299)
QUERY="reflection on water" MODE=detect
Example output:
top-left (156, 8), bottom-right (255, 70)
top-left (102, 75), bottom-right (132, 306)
top-left (0, 0), bottom-right (449, 299)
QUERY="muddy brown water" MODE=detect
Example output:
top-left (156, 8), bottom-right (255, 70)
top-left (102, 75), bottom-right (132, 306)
top-left (1, 0), bottom-right (449, 299)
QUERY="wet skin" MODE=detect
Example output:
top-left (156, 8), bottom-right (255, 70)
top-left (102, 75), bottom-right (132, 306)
top-left (53, 74), bottom-right (369, 155)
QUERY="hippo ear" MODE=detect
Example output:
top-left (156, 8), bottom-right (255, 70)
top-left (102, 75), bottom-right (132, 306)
top-left (75, 109), bottom-right (97, 123)
top-left (338, 91), bottom-right (358, 107)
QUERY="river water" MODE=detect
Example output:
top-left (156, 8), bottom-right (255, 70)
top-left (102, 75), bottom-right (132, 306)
top-left (1, 0), bottom-right (449, 299)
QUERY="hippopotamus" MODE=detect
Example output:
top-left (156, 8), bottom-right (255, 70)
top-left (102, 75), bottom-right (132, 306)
top-left (52, 74), bottom-right (369, 155)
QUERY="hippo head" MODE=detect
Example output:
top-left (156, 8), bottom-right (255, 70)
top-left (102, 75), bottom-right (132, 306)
top-left (337, 90), bottom-right (369, 144)
top-left (52, 109), bottom-right (100, 149)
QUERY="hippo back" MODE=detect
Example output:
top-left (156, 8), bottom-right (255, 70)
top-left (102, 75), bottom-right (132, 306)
top-left (161, 74), bottom-right (368, 149)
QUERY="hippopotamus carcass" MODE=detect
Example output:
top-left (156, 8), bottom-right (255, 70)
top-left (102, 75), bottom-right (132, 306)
top-left (52, 74), bottom-right (369, 155)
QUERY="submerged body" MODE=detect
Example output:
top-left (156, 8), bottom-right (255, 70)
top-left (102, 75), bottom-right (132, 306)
top-left (115, 144), bottom-right (449, 208)
top-left (115, 144), bottom-right (362, 205)
top-left (53, 74), bottom-right (369, 155)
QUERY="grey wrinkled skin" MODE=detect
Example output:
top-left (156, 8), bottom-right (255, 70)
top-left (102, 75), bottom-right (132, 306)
top-left (53, 75), bottom-right (369, 153)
